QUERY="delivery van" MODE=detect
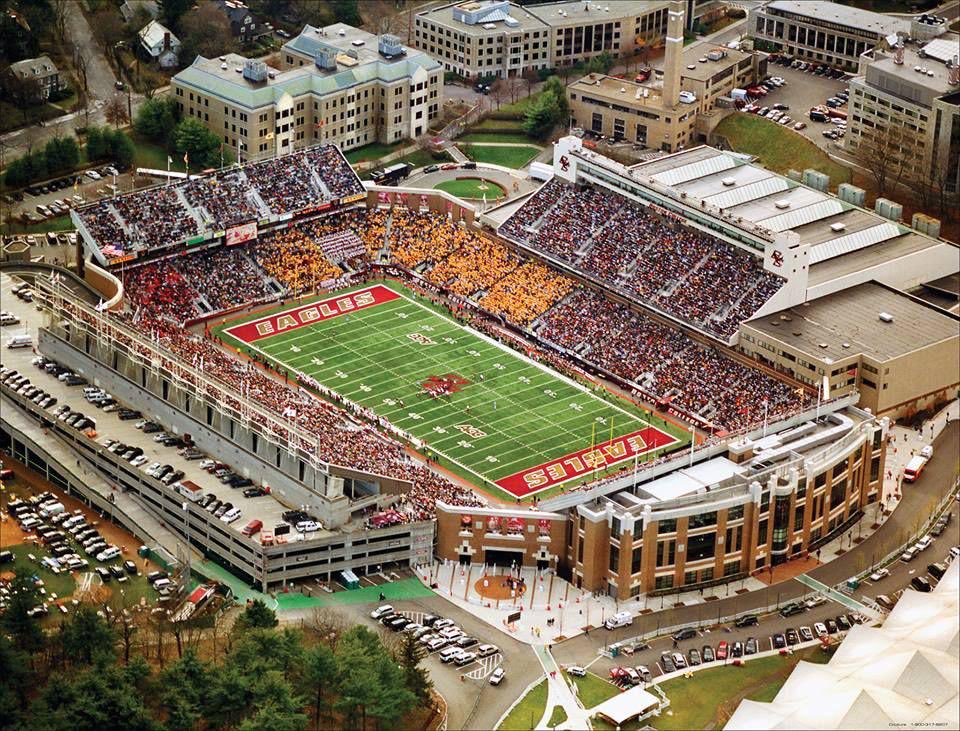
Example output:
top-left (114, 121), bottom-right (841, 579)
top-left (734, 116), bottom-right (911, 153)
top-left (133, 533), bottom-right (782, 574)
top-left (605, 611), bottom-right (633, 630)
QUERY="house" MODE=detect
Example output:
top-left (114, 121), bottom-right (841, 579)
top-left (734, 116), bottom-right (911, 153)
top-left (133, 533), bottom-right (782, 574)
top-left (215, 0), bottom-right (268, 43)
top-left (3, 55), bottom-right (63, 103)
top-left (120, 0), bottom-right (158, 22)
top-left (138, 19), bottom-right (181, 68)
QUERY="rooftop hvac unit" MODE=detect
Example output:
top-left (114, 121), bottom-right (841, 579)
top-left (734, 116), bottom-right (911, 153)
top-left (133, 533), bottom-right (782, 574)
top-left (878, 312), bottom-right (894, 323)
top-left (721, 177), bottom-right (736, 186)
top-left (774, 199), bottom-right (791, 209)
top-left (483, 23), bottom-right (496, 29)
top-left (379, 34), bottom-right (404, 56)
top-left (315, 48), bottom-right (337, 70)
top-left (837, 182), bottom-right (865, 206)
top-left (802, 168), bottom-right (829, 192)
top-left (830, 222), bottom-right (846, 232)
top-left (242, 59), bottom-right (268, 82)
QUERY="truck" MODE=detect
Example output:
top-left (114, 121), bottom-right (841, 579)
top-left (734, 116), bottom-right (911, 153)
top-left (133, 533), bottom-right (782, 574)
top-left (903, 455), bottom-right (927, 483)
top-left (731, 88), bottom-right (749, 102)
top-left (175, 480), bottom-right (204, 502)
top-left (373, 163), bottom-right (412, 186)
top-left (605, 610), bottom-right (633, 630)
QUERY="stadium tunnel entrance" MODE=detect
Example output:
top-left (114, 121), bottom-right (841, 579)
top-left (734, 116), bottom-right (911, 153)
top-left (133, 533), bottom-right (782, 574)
top-left (484, 548), bottom-right (524, 567)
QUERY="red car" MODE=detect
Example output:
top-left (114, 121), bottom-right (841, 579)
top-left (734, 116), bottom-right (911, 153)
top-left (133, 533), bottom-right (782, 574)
top-left (440, 163), bottom-right (458, 171)
top-left (716, 641), bottom-right (729, 660)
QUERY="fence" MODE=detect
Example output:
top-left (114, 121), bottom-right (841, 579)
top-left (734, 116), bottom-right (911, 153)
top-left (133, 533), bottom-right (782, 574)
top-left (436, 102), bottom-right (482, 142)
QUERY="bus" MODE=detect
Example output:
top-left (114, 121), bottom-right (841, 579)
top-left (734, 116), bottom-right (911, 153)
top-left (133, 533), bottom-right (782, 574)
top-left (373, 163), bottom-right (412, 186)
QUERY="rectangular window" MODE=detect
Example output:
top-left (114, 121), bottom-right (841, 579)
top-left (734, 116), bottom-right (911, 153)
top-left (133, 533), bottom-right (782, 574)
top-left (758, 520), bottom-right (768, 546)
top-left (794, 506), bottom-right (805, 531)
top-left (687, 532), bottom-right (716, 562)
top-left (654, 574), bottom-right (674, 590)
top-left (727, 505), bottom-right (744, 522)
top-left (724, 560), bottom-right (739, 577)
top-left (631, 546), bottom-right (642, 574)
top-left (688, 511), bottom-right (717, 530)
top-left (608, 544), bottom-right (620, 572)
top-left (657, 519), bottom-right (677, 535)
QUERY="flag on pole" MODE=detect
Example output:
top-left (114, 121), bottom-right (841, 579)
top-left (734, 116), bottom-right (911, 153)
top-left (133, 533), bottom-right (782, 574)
top-left (183, 151), bottom-right (189, 165)
top-left (167, 155), bottom-right (173, 165)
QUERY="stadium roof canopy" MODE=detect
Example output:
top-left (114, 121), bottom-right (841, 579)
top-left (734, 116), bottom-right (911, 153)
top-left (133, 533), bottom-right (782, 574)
top-left (726, 559), bottom-right (960, 730)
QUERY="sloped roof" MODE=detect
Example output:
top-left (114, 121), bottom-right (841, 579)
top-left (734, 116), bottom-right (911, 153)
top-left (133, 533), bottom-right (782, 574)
top-left (726, 560), bottom-right (960, 730)
top-left (139, 19), bottom-right (180, 52)
top-left (7, 55), bottom-right (58, 79)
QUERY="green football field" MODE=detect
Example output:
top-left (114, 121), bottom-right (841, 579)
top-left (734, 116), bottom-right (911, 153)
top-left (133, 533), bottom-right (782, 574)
top-left (220, 281), bottom-right (685, 498)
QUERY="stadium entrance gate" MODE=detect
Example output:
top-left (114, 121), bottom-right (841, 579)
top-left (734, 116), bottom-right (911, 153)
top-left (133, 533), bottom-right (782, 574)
top-left (484, 548), bottom-right (524, 568)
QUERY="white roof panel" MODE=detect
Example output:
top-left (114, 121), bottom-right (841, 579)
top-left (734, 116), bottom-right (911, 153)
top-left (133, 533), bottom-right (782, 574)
top-left (809, 222), bottom-right (902, 264)
top-left (705, 176), bottom-right (792, 210)
top-left (757, 199), bottom-right (845, 232)
top-left (650, 153), bottom-right (736, 187)
top-left (922, 38), bottom-right (959, 64)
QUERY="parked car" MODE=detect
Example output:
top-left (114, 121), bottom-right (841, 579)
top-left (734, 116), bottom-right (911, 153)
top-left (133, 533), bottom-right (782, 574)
top-left (911, 576), bottom-right (932, 592)
top-left (567, 665), bottom-right (587, 677)
top-left (489, 667), bottom-right (505, 686)
top-left (716, 641), bottom-right (728, 660)
top-left (744, 637), bottom-right (758, 655)
top-left (734, 614), bottom-right (759, 628)
top-left (869, 567), bottom-right (890, 582)
top-left (780, 602), bottom-right (804, 617)
top-left (702, 645), bottom-right (715, 663)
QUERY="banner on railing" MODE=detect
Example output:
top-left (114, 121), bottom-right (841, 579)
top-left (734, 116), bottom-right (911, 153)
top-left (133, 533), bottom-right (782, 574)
top-left (225, 221), bottom-right (257, 246)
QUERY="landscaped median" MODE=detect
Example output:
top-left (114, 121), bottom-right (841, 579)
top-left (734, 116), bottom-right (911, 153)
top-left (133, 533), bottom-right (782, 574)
top-left (496, 677), bottom-right (549, 730)
top-left (458, 143), bottom-right (542, 169)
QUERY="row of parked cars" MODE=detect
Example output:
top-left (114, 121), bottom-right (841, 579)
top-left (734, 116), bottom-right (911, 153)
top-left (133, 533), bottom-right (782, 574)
top-left (767, 54), bottom-right (848, 79)
top-left (369, 606), bottom-right (505, 685)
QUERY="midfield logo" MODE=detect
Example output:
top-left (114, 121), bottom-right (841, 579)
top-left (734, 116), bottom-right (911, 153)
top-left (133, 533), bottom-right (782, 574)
top-left (421, 373), bottom-right (470, 397)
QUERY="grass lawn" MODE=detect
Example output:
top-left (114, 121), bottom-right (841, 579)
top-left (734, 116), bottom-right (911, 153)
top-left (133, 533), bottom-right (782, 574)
top-left (547, 705), bottom-right (568, 728)
top-left (0, 99), bottom-right (68, 134)
top-left (5, 543), bottom-right (78, 599)
top-left (459, 132), bottom-right (534, 144)
top-left (434, 178), bottom-right (507, 200)
top-left (498, 678), bottom-right (548, 730)
top-left (459, 144), bottom-right (541, 169)
top-left (651, 646), bottom-right (835, 730)
top-left (215, 280), bottom-right (685, 500)
top-left (714, 114), bottom-right (851, 188)
top-left (497, 91), bottom-right (542, 116)
top-left (130, 133), bottom-right (186, 173)
top-left (471, 119), bottom-right (526, 132)
top-left (565, 670), bottom-right (621, 708)
top-left (344, 141), bottom-right (405, 164)
top-left (2, 215), bottom-right (74, 235)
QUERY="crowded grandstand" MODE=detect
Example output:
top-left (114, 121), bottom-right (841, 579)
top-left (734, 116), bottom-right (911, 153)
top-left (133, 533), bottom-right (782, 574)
top-left (71, 142), bottom-right (814, 520)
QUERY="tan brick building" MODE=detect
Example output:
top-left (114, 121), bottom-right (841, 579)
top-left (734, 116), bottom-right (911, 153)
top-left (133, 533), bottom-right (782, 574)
top-left (171, 24), bottom-right (443, 161)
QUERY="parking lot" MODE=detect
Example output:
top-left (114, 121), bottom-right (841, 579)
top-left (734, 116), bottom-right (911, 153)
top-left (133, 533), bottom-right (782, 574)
top-left (755, 59), bottom-right (850, 150)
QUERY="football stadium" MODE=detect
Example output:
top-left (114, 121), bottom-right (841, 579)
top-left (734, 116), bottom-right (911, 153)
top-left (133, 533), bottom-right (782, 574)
top-left (1, 135), bottom-right (954, 597)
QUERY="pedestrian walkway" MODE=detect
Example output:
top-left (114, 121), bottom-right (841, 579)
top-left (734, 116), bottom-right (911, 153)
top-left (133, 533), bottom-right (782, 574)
top-left (532, 644), bottom-right (593, 731)
top-left (794, 574), bottom-right (878, 618)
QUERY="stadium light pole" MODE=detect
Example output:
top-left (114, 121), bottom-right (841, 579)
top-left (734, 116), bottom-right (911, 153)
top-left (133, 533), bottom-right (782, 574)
top-left (689, 424), bottom-right (695, 467)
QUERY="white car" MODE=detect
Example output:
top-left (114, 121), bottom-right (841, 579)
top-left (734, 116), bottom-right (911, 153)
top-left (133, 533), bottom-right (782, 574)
top-left (567, 666), bottom-right (586, 677)
top-left (869, 567), bottom-right (890, 582)
top-left (130, 455), bottom-right (148, 467)
top-left (804, 595), bottom-right (827, 609)
top-left (477, 644), bottom-right (499, 658)
top-left (370, 605), bottom-right (394, 619)
top-left (96, 546), bottom-right (120, 562)
top-left (914, 535), bottom-right (933, 552)
top-left (814, 622), bottom-right (828, 637)
top-left (438, 626), bottom-right (462, 640)
top-left (85, 170), bottom-right (101, 180)
top-left (199, 459), bottom-right (216, 470)
top-left (297, 520), bottom-right (320, 533)
top-left (489, 667), bottom-right (505, 686)
top-left (144, 462), bottom-right (161, 474)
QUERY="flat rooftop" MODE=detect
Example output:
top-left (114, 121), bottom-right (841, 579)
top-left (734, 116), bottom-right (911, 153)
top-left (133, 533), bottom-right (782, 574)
top-left (866, 36), bottom-right (960, 98)
top-left (417, 2), bottom-right (547, 32)
top-left (570, 74), bottom-right (667, 110)
top-left (763, 1), bottom-right (910, 37)
top-left (530, 0), bottom-right (669, 26)
top-left (744, 281), bottom-right (959, 362)
top-left (679, 45), bottom-right (751, 82)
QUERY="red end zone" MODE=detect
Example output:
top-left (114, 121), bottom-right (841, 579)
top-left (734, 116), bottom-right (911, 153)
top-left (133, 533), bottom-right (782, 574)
top-left (225, 285), bottom-right (399, 343)
top-left (495, 425), bottom-right (678, 498)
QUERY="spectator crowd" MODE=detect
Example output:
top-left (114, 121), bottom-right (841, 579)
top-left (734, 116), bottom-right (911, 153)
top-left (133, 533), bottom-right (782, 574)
top-left (499, 180), bottom-right (784, 339)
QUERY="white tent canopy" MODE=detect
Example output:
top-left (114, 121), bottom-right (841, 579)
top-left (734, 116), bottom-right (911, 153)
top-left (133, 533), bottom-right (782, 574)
top-left (590, 685), bottom-right (660, 725)
top-left (726, 560), bottom-right (960, 730)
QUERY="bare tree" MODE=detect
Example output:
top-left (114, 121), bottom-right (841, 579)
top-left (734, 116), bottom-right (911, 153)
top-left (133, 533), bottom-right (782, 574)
top-left (521, 68), bottom-right (538, 97)
top-left (52, 0), bottom-right (69, 45)
top-left (850, 124), bottom-right (910, 197)
top-left (508, 77), bottom-right (524, 103)
top-left (489, 79), bottom-right (508, 110)
top-left (105, 94), bottom-right (130, 128)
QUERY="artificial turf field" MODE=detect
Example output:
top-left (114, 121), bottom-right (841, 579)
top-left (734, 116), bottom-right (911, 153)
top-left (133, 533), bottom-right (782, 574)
top-left (220, 281), bottom-right (686, 499)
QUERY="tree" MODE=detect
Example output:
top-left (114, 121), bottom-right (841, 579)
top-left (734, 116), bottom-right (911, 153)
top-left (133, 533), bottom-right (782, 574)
top-left (135, 96), bottom-right (180, 144)
top-left (489, 78), bottom-right (508, 110)
top-left (585, 50), bottom-right (614, 75)
top-left (1, 568), bottom-right (45, 655)
top-left (395, 633), bottom-right (431, 703)
top-left (91, 9), bottom-right (126, 53)
top-left (237, 599), bottom-right (280, 631)
top-left (508, 77), bottom-right (524, 103)
top-left (180, 3), bottom-right (236, 63)
top-left (543, 75), bottom-right (568, 118)
top-left (301, 644), bottom-right (337, 730)
top-left (174, 117), bottom-right (229, 168)
top-left (160, 648), bottom-right (209, 731)
top-left (62, 605), bottom-right (117, 667)
top-left (331, 0), bottom-right (362, 26)
top-left (850, 123), bottom-right (910, 197)
top-left (523, 89), bottom-right (561, 140)
top-left (0, 635), bottom-right (32, 728)
top-left (160, 0), bottom-right (192, 30)
top-left (105, 95), bottom-right (130, 128)
top-left (521, 68), bottom-right (539, 97)
top-left (44, 136), bottom-right (80, 172)
top-left (51, 0), bottom-right (69, 45)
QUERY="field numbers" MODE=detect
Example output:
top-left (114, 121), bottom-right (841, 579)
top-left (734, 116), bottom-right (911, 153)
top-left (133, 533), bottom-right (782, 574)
top-left (395, 312), bottom-right (410, 319)
top-left (543, 389), bottom-right (557, 398)
top-left (433, 426), bottom-right (448, 434)
top-left (420, 324), bottom-right (435, 332)
top-left (456, 440), bottom-right (474, 450)
top-left (455, 424), bottom-right (487, 439)
top-left (484, 455), bottom-right (499, 464)
top-left (493, 363), bottom-right (506, 371)
top-left (467, 349), bottom-right (481, 358)
top-left (358, 384), bottom-right (372, 393)
top-left (310, 357), bottom-right (325, 367)
top-left (290, 345), bottom-right (301, 353)
top-left (569, 403), bottom-right (583, 412)
top-left (382, 398), bottom-right (397, 406)
top-left (595, 416), bottom-right (607, 425)
top-left (334, 370), bottom-right (349, 379)
top-left (518, 375), bottom-right (531, 385)
top-left (443, 337), bottom-right (457, 345)
top-left (407, 412), bottom-right (423, 421)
